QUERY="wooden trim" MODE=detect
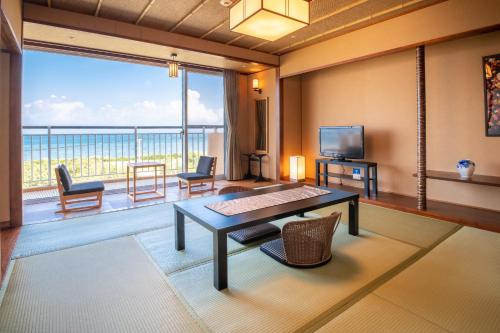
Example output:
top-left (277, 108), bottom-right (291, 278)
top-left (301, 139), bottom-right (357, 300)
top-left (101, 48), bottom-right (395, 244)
top-left (23, 39), bottom-right (225, 73)
top-left (9, 54), bottom-right (22, 227)
top-left (0, 11), bottom-right (21, 54)
top-left (279, 24), bottom-right (500, 79)
top-left (416, 45), bottom-right (427, 210)
top-left (23, 3), bottom-right (279, 67)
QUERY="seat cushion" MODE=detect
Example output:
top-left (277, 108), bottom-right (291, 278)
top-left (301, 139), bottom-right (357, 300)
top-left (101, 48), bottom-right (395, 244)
top-left (63, 181), bottom-right (105, 196)
top-left (260, 237), bottom-right (332, 268)
top-left (260, 238), bottom-right (287, 264)
top-left (177, 172), bottom-right (212, 181)
top-left (196, 156), bottom-right (215, 175)
top-left (58, 165), bottom-right (73, 191)
top-left (228, 223), bottom-right (281, 244)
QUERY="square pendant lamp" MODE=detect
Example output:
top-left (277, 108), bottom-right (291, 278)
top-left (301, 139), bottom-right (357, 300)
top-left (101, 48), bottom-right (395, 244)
top-left (230, 0), bottom-right (310, 41)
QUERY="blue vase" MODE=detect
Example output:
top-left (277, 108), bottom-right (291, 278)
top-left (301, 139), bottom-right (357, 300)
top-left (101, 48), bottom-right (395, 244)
top-left (456, 160), bottom-right (475, 179)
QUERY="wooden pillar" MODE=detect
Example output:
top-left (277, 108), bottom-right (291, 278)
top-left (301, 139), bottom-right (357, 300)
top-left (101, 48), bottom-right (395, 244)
top-left (416, 46), bottom-right (427, 210)
top-left (9, 53), bottom-right (23, 227)
top-left (275, 67), bottom-right (281, 182)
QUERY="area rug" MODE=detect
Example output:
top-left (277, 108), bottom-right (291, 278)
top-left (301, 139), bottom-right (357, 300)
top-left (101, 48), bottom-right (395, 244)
top-left (0, 237), bottom-right (207, 333)
top-left (12, 203), bottom-right (176, 259)
top-left (168, 223), bottom-right (422, 333)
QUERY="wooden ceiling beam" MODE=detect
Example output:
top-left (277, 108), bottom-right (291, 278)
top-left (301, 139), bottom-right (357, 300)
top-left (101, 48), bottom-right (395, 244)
top-left (95, 0), bottom-right (103, 16)
top-left (23, 3), bottom-right (279, 66)
top-left (169, 0), bottom-right (210, 32)
top-left (135, 0), bottom-right (156, 24)
top-left (200, 19), bottom-right (228, 39)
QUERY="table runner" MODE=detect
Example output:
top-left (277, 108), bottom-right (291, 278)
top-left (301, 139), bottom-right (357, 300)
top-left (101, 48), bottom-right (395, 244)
top-left (206, 185), bottom-right (330, 216)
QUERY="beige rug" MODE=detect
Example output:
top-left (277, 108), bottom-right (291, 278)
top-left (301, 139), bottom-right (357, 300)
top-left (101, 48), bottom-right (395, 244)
top-left (313, 202), bottom-right (460, 249)
top-left (0, 237), bottom-right (207, 333)
top-left (168, 223), bottom-right (421, 333)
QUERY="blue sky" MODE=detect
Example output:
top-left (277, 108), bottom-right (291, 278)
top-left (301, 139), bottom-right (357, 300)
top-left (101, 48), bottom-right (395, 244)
top-left (22, 50), bottom-right (224, 126)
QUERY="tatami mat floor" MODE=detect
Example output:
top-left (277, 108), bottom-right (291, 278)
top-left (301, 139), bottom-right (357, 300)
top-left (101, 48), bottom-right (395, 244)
top-left (1, 198), bottom-right (499, 332)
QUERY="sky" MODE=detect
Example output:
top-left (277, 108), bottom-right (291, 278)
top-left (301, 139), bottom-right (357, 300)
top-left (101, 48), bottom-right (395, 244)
top-left (22, 50), bottom-right (224, 126)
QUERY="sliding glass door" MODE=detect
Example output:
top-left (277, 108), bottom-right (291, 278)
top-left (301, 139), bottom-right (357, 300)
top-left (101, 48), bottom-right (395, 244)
top-left (183, 69), bottom-right (224, 175)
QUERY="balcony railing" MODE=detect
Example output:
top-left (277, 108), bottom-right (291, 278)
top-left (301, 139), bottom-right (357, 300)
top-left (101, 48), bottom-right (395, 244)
top-left (22, 125), bottom-right (224, 188)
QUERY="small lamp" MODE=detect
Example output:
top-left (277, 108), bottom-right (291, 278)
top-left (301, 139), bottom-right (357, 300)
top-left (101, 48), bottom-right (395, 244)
top-left (290, 155), bottom-right (305, 182)
top-left (252, 79), bottom-right (262, 94)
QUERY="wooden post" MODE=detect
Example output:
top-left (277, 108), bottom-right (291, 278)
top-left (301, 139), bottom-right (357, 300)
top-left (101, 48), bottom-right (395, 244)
top-left (416, 46), bottom-right (427, 210)
top-left (9, 53), bottom-right (23, 226)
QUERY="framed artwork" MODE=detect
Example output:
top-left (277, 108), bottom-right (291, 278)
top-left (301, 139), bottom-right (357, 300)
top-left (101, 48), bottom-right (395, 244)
top-left (483, 53), bottom-right (500, 136)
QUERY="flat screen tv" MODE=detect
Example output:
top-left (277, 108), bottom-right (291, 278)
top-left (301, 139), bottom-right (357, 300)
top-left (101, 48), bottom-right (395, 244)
top-left (319, 126), bottom-right (364, 160)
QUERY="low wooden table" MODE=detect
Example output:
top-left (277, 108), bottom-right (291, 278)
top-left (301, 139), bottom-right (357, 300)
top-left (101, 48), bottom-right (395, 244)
top-left (127, 162), bottom-right (166, 202)
top-left (173, 183), bottom-right (359, 290)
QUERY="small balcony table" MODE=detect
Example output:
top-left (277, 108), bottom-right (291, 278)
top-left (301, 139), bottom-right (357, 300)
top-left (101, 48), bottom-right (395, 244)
top-left (127, 162), bottom-right (166, 202)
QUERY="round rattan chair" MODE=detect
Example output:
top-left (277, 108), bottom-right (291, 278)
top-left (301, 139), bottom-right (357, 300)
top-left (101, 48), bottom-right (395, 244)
top-left (218, 186), bottom-right (253, 195)
top-left (260, 212), bottom-right (342, 268)
top-left (218, 185), bottom-right (282, 244)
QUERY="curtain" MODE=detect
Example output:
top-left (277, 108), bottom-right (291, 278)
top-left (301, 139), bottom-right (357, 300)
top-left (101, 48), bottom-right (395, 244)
top-left (223, 70), bottom-right (242, 180)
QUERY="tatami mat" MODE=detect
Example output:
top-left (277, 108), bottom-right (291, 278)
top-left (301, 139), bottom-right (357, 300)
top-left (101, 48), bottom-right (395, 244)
top-left (314, 294), bottom-right (448, 333)
top-left (168, 223), bottom-right (421, 333)
top-left (13, 203), bottom-right (175, 258)
top-left (373, 227), bottom-right (500, 333)
top-left (313, 202), bottom-right (460, 249)
top-left (136, 222), bottom-right (249, 274)
top-left (0, 237), bottom-right (206, 333)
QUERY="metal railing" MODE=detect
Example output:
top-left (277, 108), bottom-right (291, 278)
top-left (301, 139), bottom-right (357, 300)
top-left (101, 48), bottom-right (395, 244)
top-left (22, 125), bottom-right (224, 188)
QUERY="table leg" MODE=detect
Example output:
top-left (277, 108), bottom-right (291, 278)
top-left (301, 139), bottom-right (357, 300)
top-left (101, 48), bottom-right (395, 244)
top-left (316, 162), bottom-right (320, 186)
top-left (363, 166), bottom-right (370, 198)
top-left (175, 209), bottom-right (185, 251)
top-left (133, 168), bottom-right (137, 202)
top-left (154, 167), bottom-right (158, 192)
top-left (324, 163), bottom-right (329, 187)
top-left (163, 165), bottom-right (166, 197)
top-left (213, 231), bottom-right (228, 290)
top-left (126, 166), bottom-right (130, 194)
top-left (372, 166), bottom-right (378, 197)
top-left (349, 197), bottom-right (359, 236)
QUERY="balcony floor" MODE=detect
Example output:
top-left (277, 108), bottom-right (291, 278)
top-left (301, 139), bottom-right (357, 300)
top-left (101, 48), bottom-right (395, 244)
top-left (23, 177), bottom-right (276, 225)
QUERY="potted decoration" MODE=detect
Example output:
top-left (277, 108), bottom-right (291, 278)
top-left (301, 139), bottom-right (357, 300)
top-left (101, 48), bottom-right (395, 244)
top-left (456, 160), bottom-right (475, 179)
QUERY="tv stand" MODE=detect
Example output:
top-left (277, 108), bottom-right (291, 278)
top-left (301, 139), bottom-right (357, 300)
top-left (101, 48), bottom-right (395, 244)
top-left (315, 159), bottom-right (378, 198)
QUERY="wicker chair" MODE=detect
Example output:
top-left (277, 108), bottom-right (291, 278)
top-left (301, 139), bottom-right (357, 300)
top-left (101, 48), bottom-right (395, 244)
top-left (260, 212), bottom-right (342, 267)
top-left (218, 186), bottom-right (281, 244)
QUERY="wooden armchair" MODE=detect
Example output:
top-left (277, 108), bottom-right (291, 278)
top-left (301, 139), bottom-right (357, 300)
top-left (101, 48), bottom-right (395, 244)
top-left (177, 156), bottom-right (217, 194)
top-left (55, 164), bottom-right (104, 213)
top-left (260, 212), bottom-right (342, 267)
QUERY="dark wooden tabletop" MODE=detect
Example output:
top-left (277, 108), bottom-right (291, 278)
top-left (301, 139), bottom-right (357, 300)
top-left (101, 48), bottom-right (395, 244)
top-left (173, 183), bottom-right (358, 233)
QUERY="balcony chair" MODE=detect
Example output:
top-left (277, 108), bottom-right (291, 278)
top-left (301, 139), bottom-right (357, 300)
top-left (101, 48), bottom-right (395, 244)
top-left (260, 212), bottom-right (342, 268)
top-left (177, 156), bottom-right (217, 194)
top-left (218, 186), bottom-right (281, 244)
top-left (55, 164), bottom-right (105, 213)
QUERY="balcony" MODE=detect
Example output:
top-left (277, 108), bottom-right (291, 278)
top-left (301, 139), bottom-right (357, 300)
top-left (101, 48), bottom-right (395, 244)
top-left (22, 125), bottom-right (225, 201)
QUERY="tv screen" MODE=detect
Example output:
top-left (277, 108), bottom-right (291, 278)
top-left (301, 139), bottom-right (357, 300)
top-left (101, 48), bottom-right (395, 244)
top-left (319, 126), bottom-right (364, 159)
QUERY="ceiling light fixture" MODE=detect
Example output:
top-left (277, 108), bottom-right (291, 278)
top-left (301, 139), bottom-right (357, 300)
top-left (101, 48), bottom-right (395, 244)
top-left (229, 0), bottom-right (310, 41)
top-left (168, 53), bottom-right (179, 78)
